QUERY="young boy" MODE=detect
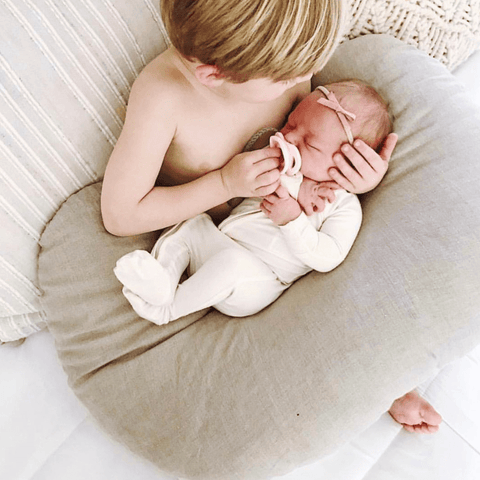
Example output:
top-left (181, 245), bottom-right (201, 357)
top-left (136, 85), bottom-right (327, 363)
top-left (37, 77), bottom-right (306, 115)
top-left (100, 0), bottom-right (397, 236)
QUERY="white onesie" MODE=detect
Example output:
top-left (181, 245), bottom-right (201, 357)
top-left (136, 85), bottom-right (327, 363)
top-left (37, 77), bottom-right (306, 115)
top-left (114, 185), bottom-right (362, 324)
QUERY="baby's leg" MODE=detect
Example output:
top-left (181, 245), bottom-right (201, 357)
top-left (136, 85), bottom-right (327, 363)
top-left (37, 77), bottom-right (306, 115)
top-left (123, 246), bottom-right (286, 324)
top-left (115, 213), bottom-right (221, 306)
top-left (114, 249), bottom-right (182, 305)
top-left (120, 213), bottom-right (276, 323)
top-left (170, 247), bottom-right (286, 319)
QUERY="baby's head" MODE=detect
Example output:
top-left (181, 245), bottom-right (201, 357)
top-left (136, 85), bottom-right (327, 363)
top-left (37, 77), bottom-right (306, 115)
top-left (280, 79), bottom-right (392, 182)
top-left (322, 80), bottom-right (392, 151)
top-left (160, 0), bottom-right (345, 82)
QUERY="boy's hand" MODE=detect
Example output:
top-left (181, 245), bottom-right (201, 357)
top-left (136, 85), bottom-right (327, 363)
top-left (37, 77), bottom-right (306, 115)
top-left (221, 147), bottom-right (281, 198)
top-left (260, 185), bottom-right (301, 226)
top-left (328, 133), bottom-right (398, 194)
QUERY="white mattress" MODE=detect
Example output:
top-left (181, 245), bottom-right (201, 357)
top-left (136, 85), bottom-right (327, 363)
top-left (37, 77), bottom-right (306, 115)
top-left (2, 49), bottom-right (480, 480)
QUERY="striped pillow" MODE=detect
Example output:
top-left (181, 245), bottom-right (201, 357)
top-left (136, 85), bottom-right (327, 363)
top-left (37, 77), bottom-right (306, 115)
top-left (0, 0), bottom-right (168, 341)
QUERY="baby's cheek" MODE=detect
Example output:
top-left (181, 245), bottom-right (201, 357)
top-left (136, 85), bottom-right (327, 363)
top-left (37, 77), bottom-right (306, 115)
top-left (302, 154), bottom-right (329, 182)
top-left (324, 156), bottom-right (336, 171)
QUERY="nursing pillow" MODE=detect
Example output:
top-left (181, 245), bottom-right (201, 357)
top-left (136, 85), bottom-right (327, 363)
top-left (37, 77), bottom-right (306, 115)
top-left (39, 35), bottom-right (480, 480)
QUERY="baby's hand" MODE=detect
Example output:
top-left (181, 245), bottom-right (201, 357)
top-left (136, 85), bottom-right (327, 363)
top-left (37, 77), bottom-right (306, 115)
top-left (297, 179), bottom-right (338, 216)
top-left (221, 147), bottom-right (281, 198)
top-left (328, 133), bottom-right (398, 194)
top-left (260, 185), bottom-right (301, 226)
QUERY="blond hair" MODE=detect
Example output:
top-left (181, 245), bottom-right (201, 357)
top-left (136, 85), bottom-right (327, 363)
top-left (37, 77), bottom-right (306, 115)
top-left (326, 80), bottom-right (393, 151)
top-left (160, 0), bottom-right (346, 82)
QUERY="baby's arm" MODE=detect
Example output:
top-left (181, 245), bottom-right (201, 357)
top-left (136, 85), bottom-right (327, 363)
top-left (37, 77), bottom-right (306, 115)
top-left (329, 134), bottom-right (398, 194)
top-left (260, 181), bottom-right (337, 225)
top-left (101, 73), bottom-right (281, 236)
top-left (279, 193), bottom-right (362, 272)
top-left (259, 185), bottom-right (302, 226)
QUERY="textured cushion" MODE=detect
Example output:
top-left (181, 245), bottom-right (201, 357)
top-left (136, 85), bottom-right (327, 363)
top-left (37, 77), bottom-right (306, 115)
top-left (38, 35), bottom-right (480, 479)
top-left (344, 0), bottom-right (480, 70)
top-left (0, 0), bottom-right (168, 341)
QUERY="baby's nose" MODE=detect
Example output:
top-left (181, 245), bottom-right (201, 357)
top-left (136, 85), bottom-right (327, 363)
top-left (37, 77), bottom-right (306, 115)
top-left (284, 131), bottom-right (298, 146)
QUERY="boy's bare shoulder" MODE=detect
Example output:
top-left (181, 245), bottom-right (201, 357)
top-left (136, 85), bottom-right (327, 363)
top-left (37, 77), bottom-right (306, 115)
top-left (129, 49), bottom-right (189, 111)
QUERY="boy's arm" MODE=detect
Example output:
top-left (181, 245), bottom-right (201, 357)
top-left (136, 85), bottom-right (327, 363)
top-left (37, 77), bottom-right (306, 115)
top-left (329, 134), bottom-right (398, 194)
top-left (101, 70), bottom-right (177, 235)
top-left (101, 73), bottom-right (281, 236)
top-left (279, 193), bottom-right (362, 272)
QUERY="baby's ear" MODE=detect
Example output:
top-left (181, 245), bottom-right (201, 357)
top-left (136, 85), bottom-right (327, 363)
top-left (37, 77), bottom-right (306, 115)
top-left (194, 64), bottom-right (225, 87)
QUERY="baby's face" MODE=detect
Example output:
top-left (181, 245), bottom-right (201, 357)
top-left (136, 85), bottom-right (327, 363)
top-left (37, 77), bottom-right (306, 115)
top-left (280, 90), bottom-right (350, 181)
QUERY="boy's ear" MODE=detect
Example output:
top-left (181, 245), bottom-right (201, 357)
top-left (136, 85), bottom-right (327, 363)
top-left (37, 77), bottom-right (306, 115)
top-left (194, 64), bottom-right (226, 87)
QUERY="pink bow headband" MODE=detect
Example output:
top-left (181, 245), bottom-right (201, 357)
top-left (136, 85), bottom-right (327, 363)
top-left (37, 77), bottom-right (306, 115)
top-left (316, 85), bottom-right (356, 144)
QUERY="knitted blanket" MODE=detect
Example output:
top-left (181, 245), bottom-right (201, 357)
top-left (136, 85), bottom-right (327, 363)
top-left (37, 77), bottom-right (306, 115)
top-left (345, 0), bottom-right (480, 70)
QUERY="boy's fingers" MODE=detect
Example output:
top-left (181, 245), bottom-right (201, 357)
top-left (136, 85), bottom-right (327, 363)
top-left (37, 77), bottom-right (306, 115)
top-left (328, 167), bottom-right (354, 191)
top-left (352, 140), bottom-right (384, 171)
top-left (340, 144), bottom-right (374, 176)
top-left (253, 157), bottom-right (281, 176)
top-left (256, 168), bottom-right (280, 187)
top-left (256, 179), bottom-right (280, 197)
top-left (347, 139), bottom-right (392, 172)
top-left (253, 146), bottom-right (281, 162)
top-left (332, 153), bottom-right (362, 181)
top-left (275, 184), bottom-right (289, 199)
top-left (379, 133), bottom-right (398, 162)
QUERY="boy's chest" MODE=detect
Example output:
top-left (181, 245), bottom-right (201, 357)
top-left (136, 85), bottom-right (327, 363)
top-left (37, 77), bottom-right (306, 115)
top-left (161, 95), bottom-right (294, 183)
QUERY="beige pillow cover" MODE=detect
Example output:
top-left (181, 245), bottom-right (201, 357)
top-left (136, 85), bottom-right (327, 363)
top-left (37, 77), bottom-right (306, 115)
top-left (39, 36), bottom-right (480, 479)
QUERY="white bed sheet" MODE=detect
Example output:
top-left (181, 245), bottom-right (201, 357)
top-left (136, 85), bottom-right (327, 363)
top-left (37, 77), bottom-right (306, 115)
top-left (2, 48), bottom-right (480, 480)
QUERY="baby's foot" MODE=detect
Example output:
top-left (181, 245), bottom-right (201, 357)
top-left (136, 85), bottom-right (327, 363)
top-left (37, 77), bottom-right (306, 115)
top-left (122, 287), bottom-right (172, 325)
top-left (389, 390), bottom-right (442, 434)
top-left (114, 250), bottom-right (173, 305)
